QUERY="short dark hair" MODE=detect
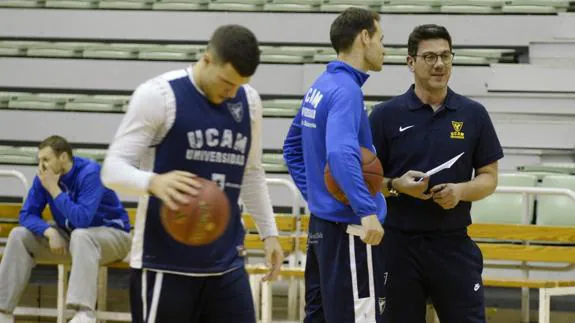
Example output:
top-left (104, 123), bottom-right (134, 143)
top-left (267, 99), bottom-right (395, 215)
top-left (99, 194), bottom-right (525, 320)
top-left (38, 135), bottom-right (73, 159)
top-left (330, 7), bottom-right (381, 54)
top-left (407, 24), bottom-right (452, 57)
top-left (207, 24), bottom-right (261, 77)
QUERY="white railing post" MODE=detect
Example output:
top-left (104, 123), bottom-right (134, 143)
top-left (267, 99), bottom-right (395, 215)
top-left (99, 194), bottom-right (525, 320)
top-left (0, 170), bottom-right (29, 202)
top-left (493, 185), bottom-right (575, 323)
top-left (264, 178), bottom-right (303, 321)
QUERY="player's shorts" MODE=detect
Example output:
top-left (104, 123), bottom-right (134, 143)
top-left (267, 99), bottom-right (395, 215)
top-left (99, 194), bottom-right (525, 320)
top-left (129, 267), bottom-right (255, 323)
top-left (304, 215), bottom-right (387, 323)
top-left (380, 227), bottom-right (485, 323)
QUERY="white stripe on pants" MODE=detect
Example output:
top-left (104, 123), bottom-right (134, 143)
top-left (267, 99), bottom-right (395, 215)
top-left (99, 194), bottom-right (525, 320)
top-left (141, 270), bottom-right (164, 323)
top-left (348, 234), bottom-right (376, 323)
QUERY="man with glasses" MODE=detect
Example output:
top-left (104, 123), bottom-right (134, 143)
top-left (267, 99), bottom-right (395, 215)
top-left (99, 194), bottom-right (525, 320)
top-left (369, 24), bottom-right (503, 323)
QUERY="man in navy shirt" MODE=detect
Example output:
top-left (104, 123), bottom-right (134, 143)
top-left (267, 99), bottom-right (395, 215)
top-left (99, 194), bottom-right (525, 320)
top-left (0, 135), bottom-right (131, 323)
top-left (369, 24), bottom-right (503, 323)
top-left (284, 8), bottom-right (387, 323)
top-left (102, 25), bottom-right (283, 323)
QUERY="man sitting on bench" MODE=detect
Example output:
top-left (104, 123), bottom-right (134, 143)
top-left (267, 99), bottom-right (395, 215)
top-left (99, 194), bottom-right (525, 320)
top-left (0, 135), bottom-right (132, 323)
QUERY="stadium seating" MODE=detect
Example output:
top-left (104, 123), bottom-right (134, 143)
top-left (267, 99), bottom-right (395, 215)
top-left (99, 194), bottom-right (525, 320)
top-left (0, 0), bottom-right (572, 13)
top-left (0, 40), bottom-right (518, 66)
top-left (1, 2), bottom-right (575, 322)
top-left (536, 175), bottom-right (575, 226)
top-left (471, 173), bottom-right (538, 224)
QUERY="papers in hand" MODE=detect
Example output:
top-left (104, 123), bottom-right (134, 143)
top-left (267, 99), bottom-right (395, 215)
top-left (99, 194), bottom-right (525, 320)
top-left (418, 152), bottom-right (465, 181)
top-left (346, 224), bottom-right (365, 238)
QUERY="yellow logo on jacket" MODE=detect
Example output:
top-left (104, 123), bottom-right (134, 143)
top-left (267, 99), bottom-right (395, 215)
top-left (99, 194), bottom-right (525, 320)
top-left (450, 121), bottom-right (464, 139)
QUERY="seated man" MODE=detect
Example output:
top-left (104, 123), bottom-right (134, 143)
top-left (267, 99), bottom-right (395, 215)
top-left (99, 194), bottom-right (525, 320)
top-left (0, 135), bottom-right (132, 323)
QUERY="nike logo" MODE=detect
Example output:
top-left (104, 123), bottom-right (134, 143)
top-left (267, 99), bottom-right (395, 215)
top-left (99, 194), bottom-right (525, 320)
top-left (399, 125), bottom-right (414, 132)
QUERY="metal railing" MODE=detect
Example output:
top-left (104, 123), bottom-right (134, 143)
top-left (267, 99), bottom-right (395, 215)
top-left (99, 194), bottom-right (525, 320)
top-left (487, 185), bottom-right (575, 323)
top-left (0, 170), bottom-right (28, 202)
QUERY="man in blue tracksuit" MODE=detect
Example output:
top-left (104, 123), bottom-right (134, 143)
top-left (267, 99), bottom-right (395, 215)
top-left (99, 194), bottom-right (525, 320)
top-left (283, 8), bottom-right (387, 323)
top-left (0, 135), bottom-right (131, 323)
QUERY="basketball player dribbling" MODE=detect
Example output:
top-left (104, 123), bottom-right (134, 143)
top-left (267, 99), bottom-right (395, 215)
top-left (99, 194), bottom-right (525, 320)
top-left (101, 24), bottom-right (284, 323)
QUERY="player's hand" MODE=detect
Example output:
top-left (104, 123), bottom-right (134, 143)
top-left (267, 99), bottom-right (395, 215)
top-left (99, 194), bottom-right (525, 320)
top-left (360, 214), bottom-right (384, 245)
top-left (394, 170), bottom-right (432, 200)
top-left (263, 236), bottom-right (284, 282)
top-left (38, 164), bottom-right (60, 195)
top-left (148, 171), bottom-right (202, 211)
top-left (44, 227), bottom-right (68, 256)
top-left (431, 183), bottom-right (463, 209)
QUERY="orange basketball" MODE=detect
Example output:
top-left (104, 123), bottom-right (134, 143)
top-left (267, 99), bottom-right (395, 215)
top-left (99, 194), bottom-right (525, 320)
top-left (324, 147), bottom-right (384, 205)
top-left (160, 177), bottom-right (230, 246)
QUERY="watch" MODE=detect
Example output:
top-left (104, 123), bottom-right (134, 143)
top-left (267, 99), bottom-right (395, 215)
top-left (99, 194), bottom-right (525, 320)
top-left (387, 178), bottom-right (399, 197)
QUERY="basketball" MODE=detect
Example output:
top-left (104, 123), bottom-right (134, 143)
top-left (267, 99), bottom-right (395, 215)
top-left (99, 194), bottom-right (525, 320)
top-left (324, 147), bottom-right (384, 205)
top-left (160, 177), bottom-right (230, 246)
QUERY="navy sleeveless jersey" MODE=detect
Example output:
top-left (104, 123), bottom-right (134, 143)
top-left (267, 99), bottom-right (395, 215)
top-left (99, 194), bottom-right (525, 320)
top-left (142, 75), bottom-right (252, 274)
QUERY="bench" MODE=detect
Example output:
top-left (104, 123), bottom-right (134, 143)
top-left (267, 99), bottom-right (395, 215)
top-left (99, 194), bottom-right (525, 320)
top-left (0, 203), bottom-right (307, 323)
top-left (3, 205), bottom-right (575, 323)
top-left (467, 223), bottom-right (575, 323)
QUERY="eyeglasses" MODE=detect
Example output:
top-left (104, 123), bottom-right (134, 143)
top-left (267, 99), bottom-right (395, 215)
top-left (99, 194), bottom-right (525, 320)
top-left (415, 52), bottom-right (455, 65)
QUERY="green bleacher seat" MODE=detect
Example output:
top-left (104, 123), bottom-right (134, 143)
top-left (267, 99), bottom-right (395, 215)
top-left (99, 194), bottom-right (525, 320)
top-left (266, 0), bottom-right (322, 4)
top-left (262, 153), bottom-right (285, 164)
top-left (518, 163), bottom-right (575, 175)
top-left (83, 44), bottom-right (141, 60)
top-left (327, 0), bottom-right (382, 4)
top-left (152, 0), bottom-right (208, 9)
top-left (384, 0), bottom-right (440, 5)
top-left (64, 95), bottom-right (127, 112)
top-left (0, 93), bottom-right (25, 109)
top-left (260, 46), bottom-right (317, 64)
top-left (0, 42), bottom-right (28, 57)
top-left (210, 0), bottom-right (267, 3)
top-left (98, 0), bottom-right (153, 9)
top-left (380, 4), bottom-right (438, 12)
top-left (452, 55), bottom-right (492, 65)
top-left (264, 0), bottom-right (321, 12)
top-left (441, 0), bottom-right (504, 5)
top-left (263, 99), bottom-right (301, 110)
top-left (263, 108), bottom-right (298, 117)
top-left (384, 55), bottom-right (408, 64)
top-left (74, 149), bottom-right (108, 162)
top-left (0, 147), bottom-right (37, 165)
top-left (313, 48), bottom-right (337, 63)
top-left (44, 0), bottom-right (98, 8)
top-left (536, 175), bottom-right (575, 226)
top-left (456, 48), bottom-right (515, 59)
top-left (26, 42), bottom-right (87, 58)
top-left (507, 0), bottom-right (569, 8)
top-left (440, 5), bottom-right (500, 13)
top-left (501, 1), bottom-right (568, 14)
top-left (263, 164), bottom-right (288, 172)
top-left (0, 0), bottom-right (43, 8)
top-left (208, 0), bottom-right (266, 11)
top-left (263, 99), bottom-right (301, 117)
top-left (138, 45), bottom-right (200, 61)
top-left (384, 47), bottom-right (407, 56)
top-left (7, 94), bottom-right (68, 110)
top-left (262, 153), bottom-right (287, 172)
top-left (320, 4), bottom-right (373, 12)
top-left (471, 173), bottom-right (538, 224)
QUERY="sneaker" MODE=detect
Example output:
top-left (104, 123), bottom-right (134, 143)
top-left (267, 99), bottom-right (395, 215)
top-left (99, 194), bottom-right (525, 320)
top-left (68, 311), bottom-right (96, 323)
top-left (0, 312), bottom-right (14, 323)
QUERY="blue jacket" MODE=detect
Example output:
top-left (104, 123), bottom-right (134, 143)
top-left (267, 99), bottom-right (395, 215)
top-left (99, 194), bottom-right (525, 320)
top-left (19, 156), bottom-right (131, 236)
top-left (283, 61), bottom-right (387, 224)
